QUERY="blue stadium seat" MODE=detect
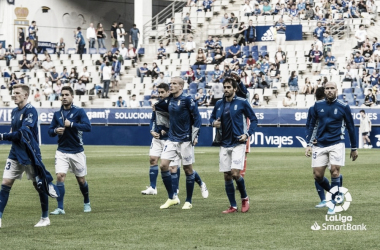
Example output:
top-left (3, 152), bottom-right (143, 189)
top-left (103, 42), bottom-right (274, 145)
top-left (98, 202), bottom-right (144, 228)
top-left (99, 48), bottom-right (107, 55)
top-left (192, 65), bottom-right (199, 71)
top-left (251, 51), bottom-right (259, 61)
top-left (45, 48), bottom-right (54, 54)
top-left (111, 48), bottom-right (118, 54)
top-left (342, 88), bottom-right (353, 94)
top-left (67, 48), bottom-right (76, 54)
top-left (353, 88), bottom-right (364, 98)
top-left (199, 65), bottom-right (207, 70)
top-left (144, 95), bottom-right (151, 101)
top-left (14, 48), bottom-right (22, 54)
top-left (89, 48), bottom-right (97, 54)
top-left (143, 100), bottom-right (151, 107)
top-left (259, 45), bottom-right (267, 52)
top-left (337, 94), bottom-right (344, 100)
top-left (251, 45), bottom-right (258, 52)
top-left (138, 48), bottom-right (145, 55)
top-left (242, 46), bottom-right (250, 52)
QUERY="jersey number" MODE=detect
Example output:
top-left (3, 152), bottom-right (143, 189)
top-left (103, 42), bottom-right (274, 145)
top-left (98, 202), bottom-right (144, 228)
top-left (313, 152), bottom-right (317, 159)
top-left (5, 162), bottom-right (11, 170)
top-left (164, 145), bottom-right (167, 151)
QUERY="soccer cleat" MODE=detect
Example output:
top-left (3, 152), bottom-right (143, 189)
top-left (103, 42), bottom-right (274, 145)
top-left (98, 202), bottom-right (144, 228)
top-left (368, 145), bottom-right (373, 149)
top-left (241, 197), bottom-right (250, 213)
top-left (364, 145), bottom-right (368, 149)
top-left (173, 195), bottom-right (180, 205)
top-left (34, 217), bottom-right (51, 227)
top-left (182, 202), bottom-right (193, 210)
top-left (141, 186), bottom-right (157, 195)
top-left (84, 203), bottom-right (91, 213)
top-left (50, 208), bottom-right (66, 215)
top-left (160, 198), bottom-right (179, 209)
top-left (327, 207), bottom-right (335, 215)
top-left (315, 200), bottom-right (327, 208)
top-left (200, 182), bottom-right (209, 198)
top-left (222, 206), bottom-right (238, 214)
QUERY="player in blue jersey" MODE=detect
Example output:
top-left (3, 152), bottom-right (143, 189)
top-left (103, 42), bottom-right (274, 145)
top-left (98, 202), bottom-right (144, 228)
top-left (210, 77), bottom-right (258, 213)
top-left (305, 87), bottom-right (343, 208)
top-left (305, 82), bottom-right (358, 215)
top-left (159, 77), bottom-right (204, 210)
top-left (48, 86), bottom-right (92, 215)
top-left (142, 83), bottom-right (181, 196)
top-left (0, 84), bottom-right (56, 228)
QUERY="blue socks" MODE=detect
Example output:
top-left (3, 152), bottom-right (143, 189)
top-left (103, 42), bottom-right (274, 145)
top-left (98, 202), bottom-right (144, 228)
top-left (79, 181), bottom-right (90, 204)
top-left (177, 166), bottom-right (181, 184)
top-left (194, 170), bottom-right (203, 187)
top-left (171, 173), bottom-right (179, 195)
top-left (149, 165), bottom-right (159, 189)
top-left (38, 192), bottom-right (49, 218)
top-left (339, 174), bottom-right (343, 187)
top-left (225, 180), bottom-right (237, 208)
top-left (236, 177), bottom-right (248, 199)
top-left (317, 177), bottom-right (331, 192)
top-left (331, 177), bottom-right (340, 190)
top-left (161, 171), bottom-right (174, 199)
top-left (0, 185), bottom-right (11, 219)
top-left (56, 182), bottom-right (65, 209)
top-left (185, 172), bottom-right (195, 203)
top-left (315, 181), bottom-right (326, 201)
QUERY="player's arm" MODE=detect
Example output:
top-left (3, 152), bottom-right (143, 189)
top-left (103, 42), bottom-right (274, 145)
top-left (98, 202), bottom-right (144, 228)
top-left (48, 113), bottom-right (60, 137)
top-left (344, 105), bottom-right (358, 158)
top-left (305, 105), bottom-right (319, 157)
top-left (243, 100), bottom-right (258, 137)
top-left (67, 109), bottom-right (91, 132)
top-left (2, 108), bottom-right (38, 142)
top-left (187, 97), bottom-right (201, 144)
top-left (150, 111), bottom-right (160, 139)
top-left (210, 101), bottom-right (221, 128)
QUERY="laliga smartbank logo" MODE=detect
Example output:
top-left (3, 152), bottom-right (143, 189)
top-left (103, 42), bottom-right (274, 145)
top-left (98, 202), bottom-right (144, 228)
top-left (311, 186), bottom-right (367, 231)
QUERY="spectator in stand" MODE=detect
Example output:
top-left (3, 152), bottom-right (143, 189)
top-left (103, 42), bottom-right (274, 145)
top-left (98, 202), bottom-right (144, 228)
top-left (355, 25), bottom-right (367, 49)
top-left (289, 4), bottom-right (299, 20)
top-left (213, 48), bottom-right (225, 65)
top-left (349, 2), bottom-right (360, 18)
top-left (283, 91), bottom-right (296, 107)
top-left (223, 65), bottom-right (232, 78)
top-left (252, 4), bottom-right (262, 16)
top-left (157, 43), bottom-right (167, 60)
top-left (212, 65), bottom-right (223, 83)
top-left (111, 56), bottom-right (121, 88)
top-left (235, 22), bottom-right (247, 46)
top-left (96, 23), bottom-right (106, 49)
top-left (22, 37), bottom-right (33, 54)
top-left (110, 22), bottom-right (118, 48)
top-left (245, 55), bottom-right (256, 70)
top-left (4, 45), bottom-right (14, 66)
top-left (243, 1), bottom-right (252, 16)
top-left (194, 48), bottom-right (206, 65)
top-left (324, 51), bottom-right (336, 70)
top-left (314, 22), bottom-right (325, 42)
top-left (310, 44), bottom-right (323, 75)
top-left (302, 77), bottom-right (313, 94)
top-left (86, 23), bottom-right (96, 49)
top-left (129, 24), bottom-right (140, 49)
top-left (116, 96), bottom-right (127, 107)
top-left (221, 13), bottom-right (230, 30)
top-left (251, 93), bottom-right (261, 107)
top-left (42, 56), bottom-right (54, 72)
top-left (119, 43), bottom-right (128, 60)
top-left (262, 2), bottom-right (272, 15)
top-left (155, 72), bottom-right (168, 85)
top-left (187, 0), bottom-right (198, 7)
top-left (29, 53), bottom-right (40, 71)
top-left (249, 72), bottom-right (258, 88)
top-left (185, 66), bottom-right (195, 84)
top-left (18, 54), bottom-right (30, 73)
top-left (76, 27), bottom-right (86, 56)
top-left (313, 35), bottom-right (323, 52)
top-left (204, 36), bottom-right (215, 52)
top-left (150, 85), bottom-right (159, 100)
top-left (258, 72), bottom-right (270, 89)
top-left (275, 47), bottom-right (286, 66)
top-left (195, 88), bottom-right (207, 106)
top-left (362, 44), bottom-right (373, 62)
top-left (69, 68), bottom-right (78, 84)
top-left (18, 27), bottom-right (25, 49)
top-left (78, 67), bottom-right (90, 85)
top-left (210, 80), bottom-right (224, 105)
top-left (297, 0), bottom-right (306, 13)
top-left (206, 52), bottom-right (214, 64)
top-left (139, 63), bottom-right (151, 83)
top-left (9, 73), bottom-right (19, 91)
top-left (103, 50), bottom-right (113, 62)
top-left (268, 63), bottom-right (281, 87)
top-left (343, 64), bottom-right (356, 83)
top-left (214, 36), bottom-right (223, 50)
top-left (56, 38), bottom-right (65, 55)
top-left (42, 77), bottom-right (53, 99)
top-left (228, 13), bottom-right (239, 29)
top-left (203, 0), bottom-right (213, 12)
top-left (28, 21), bottom-right (37, 50)
top-left (275, 17), bottom-right (286, 47)
top-left (288, 71), bottom-right (299, 96)
top-left (185, 36), bottom-right (196, 59)
top-left (183, 19), bottom-right (192, 34)
top-left (116, 23), bottom-right (127, 47)
top-left (59, 68), bottom-right (69, 83)
top-left (151, 62), bottom-right (160, 80)
top-left (279, 4), bottom-right (289, 16)
top-left (272, 3), bottom-right (281, 15)
top-left (49, 67), bottom-right (59, 84)
top-left (102, 61), bottom-right (111, 98)
top-left (129, 94), bottom-right (141, 108)
top-left (183, 12), bottom-right (190, 24)
top-left (166, 18), bottom-right (175, 37)
top-left (241, 71), bottom-right (251, 87)
top-left (175, 37), bottom-right (186, 59)
top-left (54, 80), bottom-right (63, 99)
top-left (369, 70), bottom-right (379, 87)
top-left (364, 88), bottom-right (376, 107)
top-left (75, 80), bottom-right (86, 95)
top-left (229, 55), bottom-right (240, 68)
top-left (304, 4), bottom-right (315, 20)
top-left (228, 40), bottom-right (241, 58)
top-left (34, 89), bottom-right (41, 102)
top-left (194, 68), bottom-right (205, 85)
top-left (353, 51), bottom-right (365, 69)
top-left (127, 44), bottom-right (138, 63)
top-left (322, 31), bottom-right (333, 56)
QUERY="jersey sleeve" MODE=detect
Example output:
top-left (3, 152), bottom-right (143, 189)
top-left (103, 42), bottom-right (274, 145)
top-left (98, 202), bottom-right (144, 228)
top-left (186, 97), bottom-right (201, 141)
top-left (48, 113), bottom-right (59, 137)
top-left (243, 100), bottom-right (258, 136)
top-left (3, 107), bottom-right (38, 142)
top-left (306, 104), bottom-right (318, 146)
top-left (72, 109), bottom-right (91, 132)
top-left (344, 105), bottom-right (358, 150)
top-left (150, 111), bottom-right (156, 132)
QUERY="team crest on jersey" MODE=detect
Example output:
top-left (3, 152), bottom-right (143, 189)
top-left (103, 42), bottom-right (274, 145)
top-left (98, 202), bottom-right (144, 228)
top-left (178, 100), bottom-right (181, 106)
top-left (320, 109), bottom-right (324, 112)
top-left (334, 108), bottom-right (337, 115)
top-left (20, 114), bottom-right (23, 120)
top-left (25, 113), bottom-right (33, 123)
top-left (234, 105), bottom-right (237, 110)
top-left (70, 114), bottom-right (73, 118)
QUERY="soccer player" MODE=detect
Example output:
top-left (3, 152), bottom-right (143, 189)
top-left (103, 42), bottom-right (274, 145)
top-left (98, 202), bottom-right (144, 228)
top-left (305, 82), bottom-right (358, 215)
top-left (159, 77), bottom-right (204, 210)
top-left (305, 87), bottom-right (343, 208)
top-left (0, 84), bottom-right (58, 228)
top-left (48, 86), bottom-right (92, 215)
top-left (210, 77), bottom-right (258, 213)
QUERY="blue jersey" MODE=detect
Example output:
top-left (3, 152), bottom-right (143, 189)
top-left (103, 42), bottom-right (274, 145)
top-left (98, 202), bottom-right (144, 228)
top-left (48, 105), bottom-right (91, 154)
top-left (168, 93), bottom-right (201, 142)
top-left (210, 95), bottom-right (258, 147)
top-left (4, 104), bottom-right (39, 164)
top-left (28, 25), bottom-right (36, 40)
top-left (306, 99), bottom-right (357, 149)
top-left (150, 97), bottom-right (170, 140)
top-left (158, 47), bottom-right (166, 55)
top-left (324, 56), bottom-right (336, 66)
top-left (275, 22), bottom-right (286, 34)
top-left (76, 31), bottom-right (85, 45)
top-left (314, 27), bottom-right (325, 41)
top-left (205, 39), bottom-right (214, 49)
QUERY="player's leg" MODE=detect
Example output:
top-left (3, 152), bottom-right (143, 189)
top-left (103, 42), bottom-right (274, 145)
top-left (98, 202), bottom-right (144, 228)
top-left (71, 152), bottom-right (91, 213)
top-left (181, 142), bottom-right (196, 209)
top-left (32, 181), bottom-right (50, 227)
top-left (231, 144), bottom-right (249, 213)
top-left (221, 147), bottom-right (237, 213)
top-left (241, 118), bottom-right (251, 178)
top-left (169, 162), bottom-right (179, 201)
top-left (0, 178), bottom-right (15, 228)
top-left (192, 147), bottom-right (208, 198)
top-left (143, 138), bottom-right (162, 195)
top-left (51, 151), bottom-right (69, 215)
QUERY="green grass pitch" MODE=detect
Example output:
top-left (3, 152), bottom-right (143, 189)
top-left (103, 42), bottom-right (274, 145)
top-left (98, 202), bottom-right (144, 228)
top-left (0, 145), bottom-right (379, 250)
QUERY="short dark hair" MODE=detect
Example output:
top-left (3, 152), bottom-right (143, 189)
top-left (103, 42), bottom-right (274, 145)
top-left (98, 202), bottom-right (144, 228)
top-left (360, 109), bottom-right (365, 113)
top-left (77, 27), bottom-right (81, 31)
top-left (223, 77), bottom-right (238, 89)
top-left (132, 94), bottom-right (136, 97)
top-left (32, 21), bottom-right (36, 24)
top-left (157, 83), bottom-right (169, 91)
top-left (62, 86), bottom-right (74, 95)
top-left (315, 87), bottom-right (325, 100)
top-left (133, 24), bottom-right (136, 27)
top-left (118, 96), bottom-right (122, 99)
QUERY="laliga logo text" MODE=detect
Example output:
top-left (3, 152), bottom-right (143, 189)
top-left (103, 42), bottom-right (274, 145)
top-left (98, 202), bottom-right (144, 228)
top-left (311, 186), bottom-right (367, 231)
